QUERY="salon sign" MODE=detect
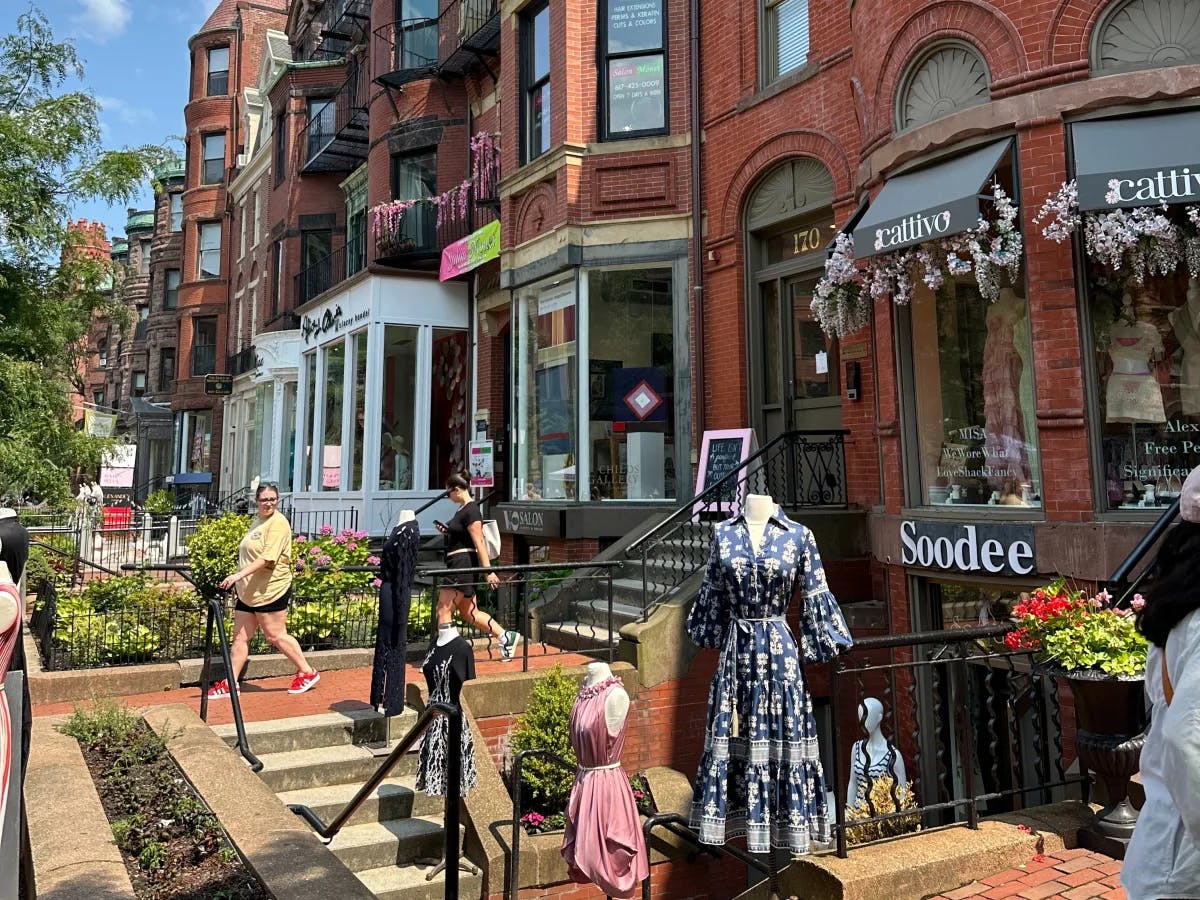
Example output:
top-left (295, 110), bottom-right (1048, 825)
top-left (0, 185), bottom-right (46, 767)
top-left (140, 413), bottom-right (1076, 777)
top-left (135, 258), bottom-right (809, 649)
top-left (900, 520), bottom-right (1035, 576)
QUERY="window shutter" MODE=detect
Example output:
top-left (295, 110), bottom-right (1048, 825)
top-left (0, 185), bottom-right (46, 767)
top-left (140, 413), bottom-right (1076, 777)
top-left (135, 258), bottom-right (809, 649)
top-left (776, 0), bottom-right (809, 76)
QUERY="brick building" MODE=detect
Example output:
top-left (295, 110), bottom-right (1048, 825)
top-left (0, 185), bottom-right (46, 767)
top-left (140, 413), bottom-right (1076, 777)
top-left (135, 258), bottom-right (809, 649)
top-left (71, 219), bottom-right (116, 427)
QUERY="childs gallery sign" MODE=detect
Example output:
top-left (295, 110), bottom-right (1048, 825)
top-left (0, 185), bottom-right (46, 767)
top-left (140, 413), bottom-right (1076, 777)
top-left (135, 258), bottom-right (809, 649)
top-left (900, 520), bottom-right (1035, 576)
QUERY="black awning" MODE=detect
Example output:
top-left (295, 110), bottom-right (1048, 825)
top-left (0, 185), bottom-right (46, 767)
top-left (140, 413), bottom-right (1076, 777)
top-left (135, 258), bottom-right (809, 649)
top-left (1072, 109), bottom-right (1200, 211)
top-left (851, 138), bottom-right (1012, 259)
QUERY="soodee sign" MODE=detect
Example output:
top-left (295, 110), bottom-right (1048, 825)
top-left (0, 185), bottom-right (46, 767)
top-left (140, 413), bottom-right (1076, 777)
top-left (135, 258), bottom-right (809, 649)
top-left (900, 520), bottom-right (1035, 577)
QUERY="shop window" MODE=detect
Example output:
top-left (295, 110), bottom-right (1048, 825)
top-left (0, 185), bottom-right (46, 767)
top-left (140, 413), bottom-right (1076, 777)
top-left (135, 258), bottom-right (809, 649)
top-left (601, 0), bottom-right (666, 138)
top-left (762, 0), bottom-right (808, 84)
top-left (515, 276), bottom-right (578, 501)
top-left (186, 410), bottom-right (213, 472)
top-left (164, 269), bottom-right (180, 309)
top-left (206, 46), bottom-right (229, 96)
top-left (191, 317), bottom-right (217, 376)
top-left (587, 268), bottom-right (675, 500)
top-left (908, 279), bottom-right (1042, 508)
top-left (430, 329), bottom-right (468, 488)
top-left (253, 382), bottom-right (272, 486)
top-left (379, 326), bottom-right (419, 490)
top-left (301, 352), bottom-right (317, 490)
top-left (388, 151), bottom-right (437, 252)
top-left (1087, 270), bottom-right (1200, 511)
top-left (521, 2), bottom-right (551, 163)
top-left (198, 221), bottom-right (222, 278)
top-left (349, 332), bottom-right (368, 491)
top-left (159, 348), bottom-right (175, 390)
top-left (279, 381), bottom-right (296, 493)
top-left (321, 339), bottom-right (346, 491)
top-left (170, 193), bottom-right (183, 232)
top-left (201, 132), bottom-right (225, 185)
top-left (1091, 0), bottom-right (1200, 74)
top-left (895, 42), bottom-right (989, 133)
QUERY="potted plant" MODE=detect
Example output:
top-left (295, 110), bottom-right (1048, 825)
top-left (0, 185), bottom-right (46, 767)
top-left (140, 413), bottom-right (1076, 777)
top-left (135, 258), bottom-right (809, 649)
top-left (1004, 579), bottom-right (1148, 856)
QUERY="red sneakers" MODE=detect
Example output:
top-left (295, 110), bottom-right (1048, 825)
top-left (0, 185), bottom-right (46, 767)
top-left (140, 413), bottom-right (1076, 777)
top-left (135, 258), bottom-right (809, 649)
top-left (206, 678), bottom-right (230, 700)
top-left (288, 670), bottom-right (321, 694)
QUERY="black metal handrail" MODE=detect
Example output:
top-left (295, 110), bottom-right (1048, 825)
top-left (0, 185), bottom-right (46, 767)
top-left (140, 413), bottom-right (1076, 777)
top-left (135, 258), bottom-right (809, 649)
top-left (639, 812), bottom-right (765, 900)
top-left (290, 701), bottom-right (466, 897)
top-left (508, 747), bottom-right (576, 900)
top-left (122, 563), bottom-right (262, 772)
top-left (1108, 496), bottom-right (1181, 606)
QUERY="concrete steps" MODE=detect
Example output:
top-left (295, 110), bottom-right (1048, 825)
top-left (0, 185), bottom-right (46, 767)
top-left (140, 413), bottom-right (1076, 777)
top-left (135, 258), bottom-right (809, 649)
top-left (215, 708), bottom-right (482, 899)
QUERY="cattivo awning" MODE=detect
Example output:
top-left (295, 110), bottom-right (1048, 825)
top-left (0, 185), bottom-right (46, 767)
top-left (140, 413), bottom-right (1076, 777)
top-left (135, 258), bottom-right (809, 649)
top-left (1072, 109), bottom-right (1200, 211)
top-left (851, 138), bottom-right (1012, 259)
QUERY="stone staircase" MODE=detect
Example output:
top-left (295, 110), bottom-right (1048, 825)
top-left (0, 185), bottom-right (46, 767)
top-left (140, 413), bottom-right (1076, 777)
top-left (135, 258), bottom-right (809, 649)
top-left (538, 521), bottom-right (710, 651)
top-left (213, 708), bottom-right (482, 899)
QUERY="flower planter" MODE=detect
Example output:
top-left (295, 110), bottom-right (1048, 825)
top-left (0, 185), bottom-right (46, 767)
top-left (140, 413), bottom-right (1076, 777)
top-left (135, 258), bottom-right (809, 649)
top-left (1061, 670), bottom-right (1147, 859)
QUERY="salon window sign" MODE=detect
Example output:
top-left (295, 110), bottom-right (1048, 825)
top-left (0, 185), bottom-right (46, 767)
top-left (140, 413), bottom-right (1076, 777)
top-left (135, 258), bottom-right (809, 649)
top-left (900, 520), bottom-right (1035, 576)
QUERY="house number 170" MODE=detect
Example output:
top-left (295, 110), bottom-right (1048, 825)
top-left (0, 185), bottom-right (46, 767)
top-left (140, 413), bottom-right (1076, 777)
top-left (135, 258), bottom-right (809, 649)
top-left (793, 227), bottom-right (821, 255)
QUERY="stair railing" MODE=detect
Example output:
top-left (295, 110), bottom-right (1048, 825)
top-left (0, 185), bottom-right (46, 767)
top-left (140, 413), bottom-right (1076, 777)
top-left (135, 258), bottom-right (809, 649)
top-left (623, 429), bottom-right (849, 620)
top-left (508, 748), bottom-right (577, 900)
top-left (1108, 496), bottom-right (1181, 606)
top-left (639, 812), bottom-right (767, 899)
top-left (122, 563), bottom-right (262, 772)
top-left (288, 701), bottom-right (466, 897)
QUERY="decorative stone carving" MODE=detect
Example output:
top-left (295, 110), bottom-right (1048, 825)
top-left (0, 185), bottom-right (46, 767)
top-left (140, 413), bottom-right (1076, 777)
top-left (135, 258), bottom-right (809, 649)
top-left (516, 182), bottom-right (557, 246)
top-left (896, 43), bottom-right (989, 132)
top-left (746, 157), bottom-right (834, 232)
top-left (1094, 0), bottom-right (1200, 73)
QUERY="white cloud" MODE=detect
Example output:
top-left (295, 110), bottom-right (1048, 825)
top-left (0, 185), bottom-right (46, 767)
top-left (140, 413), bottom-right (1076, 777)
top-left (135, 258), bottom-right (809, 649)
top-left (72, 0), bottom-right (133, 42)
top-left (96, 95), bottom-right (156, 128)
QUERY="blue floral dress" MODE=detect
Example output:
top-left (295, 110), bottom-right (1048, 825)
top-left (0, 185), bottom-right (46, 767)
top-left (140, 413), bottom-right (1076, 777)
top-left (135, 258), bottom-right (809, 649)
top-left (686, 508), bottom-right (853, 855)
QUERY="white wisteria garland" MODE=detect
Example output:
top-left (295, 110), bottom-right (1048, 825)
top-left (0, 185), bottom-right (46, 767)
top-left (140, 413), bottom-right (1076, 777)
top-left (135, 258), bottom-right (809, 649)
top-left (1033, 179), bottom-right (1200, 284)
top-left (811, 183), bottom-right (1024, 338)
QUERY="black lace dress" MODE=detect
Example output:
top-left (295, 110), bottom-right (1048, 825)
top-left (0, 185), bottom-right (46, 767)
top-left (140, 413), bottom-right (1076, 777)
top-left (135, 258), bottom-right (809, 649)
top-left (415, 635), bottom-right (478, 796)
top-left (370, 519), bottom-right (420, 716)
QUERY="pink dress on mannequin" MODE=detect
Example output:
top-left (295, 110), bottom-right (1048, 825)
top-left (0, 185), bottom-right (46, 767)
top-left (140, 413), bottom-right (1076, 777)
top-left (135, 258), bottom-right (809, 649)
top-left (561, 676), bottom-right (648, 899)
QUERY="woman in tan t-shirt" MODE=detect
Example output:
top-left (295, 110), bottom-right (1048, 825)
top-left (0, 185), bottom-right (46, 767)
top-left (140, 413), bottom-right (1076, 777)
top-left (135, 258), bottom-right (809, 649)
top-left (207, 484), bottom-right (320, 698)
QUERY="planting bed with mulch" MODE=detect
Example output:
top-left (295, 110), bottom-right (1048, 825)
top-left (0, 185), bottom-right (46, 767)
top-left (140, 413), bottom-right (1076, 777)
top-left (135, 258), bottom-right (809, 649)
top-left (60, 702), bottom-right (267, 900)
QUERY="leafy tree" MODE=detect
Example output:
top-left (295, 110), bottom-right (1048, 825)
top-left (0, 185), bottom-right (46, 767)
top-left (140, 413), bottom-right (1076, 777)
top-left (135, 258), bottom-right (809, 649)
top-left (0, 8), bottom-right (171, 505)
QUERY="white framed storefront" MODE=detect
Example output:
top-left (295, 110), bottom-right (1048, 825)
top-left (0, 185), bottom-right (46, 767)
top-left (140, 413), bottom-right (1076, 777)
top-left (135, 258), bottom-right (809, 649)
top-left (221, 330), bottom-right (301, 495)
top-left (292, 274), bottom-right (469, 535)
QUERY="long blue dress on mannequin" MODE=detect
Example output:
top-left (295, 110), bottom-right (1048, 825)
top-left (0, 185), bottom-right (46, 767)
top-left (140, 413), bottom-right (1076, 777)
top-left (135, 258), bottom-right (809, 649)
top-left (371, 519), bottom-right (420, 716)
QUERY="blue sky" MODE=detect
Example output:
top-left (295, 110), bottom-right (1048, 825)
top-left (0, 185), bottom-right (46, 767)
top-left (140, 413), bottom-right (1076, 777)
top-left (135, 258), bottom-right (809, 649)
top-left (3, 0), bottom-right (225, 245)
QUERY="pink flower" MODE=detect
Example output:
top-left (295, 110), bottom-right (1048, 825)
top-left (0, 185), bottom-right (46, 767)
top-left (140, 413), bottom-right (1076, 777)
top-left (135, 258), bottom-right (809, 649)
top-left (332, 534), bottom-right (348, 545)
top-left (319, 524), bottom-right (334, 535)
top-left (372, 577), bottom-right (382, 588)
top-left (308, 545), bottom-right (322, 556)
top-left (316, 554), bottom-right (333, 566)
top-left (366, 555), bottom-right (381, 565)
top-left (295, 558), bottom-right (305, 569)
top-left (1095, 588), bottom-right (1112, 605)
top-left (347, 542), bottom-right (358, 551)
top-left (295, 534), bottom-right (308, 543)
top-left (355, 530), bottom-right (368, 540)
top-left (1131, 593), bottom-right (1146, 610)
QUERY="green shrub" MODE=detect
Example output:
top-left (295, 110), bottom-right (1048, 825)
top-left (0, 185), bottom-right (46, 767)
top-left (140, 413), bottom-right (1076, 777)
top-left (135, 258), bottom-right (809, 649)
top-left (137, 841), bottom-right (168, 872)
top-left (23, 544), bottom-right (58, 588)
top-left (59, 698), bottom-right (141, 747)
top-left (508, 663), bottom-right (579, 812)
top-left (188, 514), bottom-right (251, 600)
top-left (143, 489), bottom-right (175, 516)
top-left (408, 589), bottom-right (433, 639)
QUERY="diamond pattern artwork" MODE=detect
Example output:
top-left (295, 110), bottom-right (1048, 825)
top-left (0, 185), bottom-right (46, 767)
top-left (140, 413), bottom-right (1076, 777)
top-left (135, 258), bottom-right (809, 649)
top-left (624, 379), bottom-right (663, 421)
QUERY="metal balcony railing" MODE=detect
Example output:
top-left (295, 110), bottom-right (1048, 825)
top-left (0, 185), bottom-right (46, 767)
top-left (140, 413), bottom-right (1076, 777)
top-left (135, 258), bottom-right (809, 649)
top-left (374, 206), bottom-right (467, 269)
top-left (189, 343), bottom-right (217, 377)
top-left (294, 243), bottom-right (363, 307)
top-left (300, 58), bottom-right (370, 174)
top-left (312, 0), bottom-right (370, 59)
top-left (440, 0), bottom-right (500, 76)
top-left (228, 345), bottom-right (257, 377)
top-left (372, 19), bottom-right (439, 89)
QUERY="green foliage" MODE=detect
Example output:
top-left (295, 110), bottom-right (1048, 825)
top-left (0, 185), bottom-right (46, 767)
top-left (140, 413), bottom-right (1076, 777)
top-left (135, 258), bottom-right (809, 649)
top-left (137, 841), bottom-right (168, 871)
top-left (288, 594), bottom-right (376, 647)
top-left (508, 663), bottom-right (579, 812)
top-left (59, 697), bottom-right (140, 747)
top-left (188, 514), bottom-right (252, 600)
top-left (144, 489), bottom-right (176, 516)
top-left (23, 544), bottom-right (62, 589)
top-left (292, 527), bottom-right (377, 600)
top-left (408, 589), bottom-right (434, 640)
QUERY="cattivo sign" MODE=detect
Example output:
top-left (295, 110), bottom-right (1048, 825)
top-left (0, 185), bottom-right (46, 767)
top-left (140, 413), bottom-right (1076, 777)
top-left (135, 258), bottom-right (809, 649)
top-left (1092, 167), bottom-right (1200, 207)
top-left (874, 209), bottom-right (951, 251)
top-left (900, 520), bottom-right (1035, 577)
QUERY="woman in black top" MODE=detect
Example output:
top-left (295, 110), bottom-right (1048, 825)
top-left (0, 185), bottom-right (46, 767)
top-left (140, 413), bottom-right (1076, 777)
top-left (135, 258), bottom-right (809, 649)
top-left (436, 472), bottom-right (522, 661)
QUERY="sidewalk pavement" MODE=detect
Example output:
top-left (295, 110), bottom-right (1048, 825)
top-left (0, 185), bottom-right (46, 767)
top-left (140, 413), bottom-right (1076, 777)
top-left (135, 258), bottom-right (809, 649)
top-left (32, 643), bottom-right (593, 725)
top-left (926, 847), bottom-right (1125, 900)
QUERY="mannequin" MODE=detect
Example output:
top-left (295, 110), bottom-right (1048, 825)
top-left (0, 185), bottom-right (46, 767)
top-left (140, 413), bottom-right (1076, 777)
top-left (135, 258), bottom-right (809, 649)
top-left (583, 661), bottom-right (630, 733)
top-left (743, 493), bottom-right (775, 553)
top-left (1170, 277), bottom-right (1200, 417)
top-left (436, 622), bottom-right (459, 645)
top-left (371, 508), bottom-right (420, 716)
top-left (1106, 292), bottom-right (1167, 424)
top-left (847, 697), bottom-right (908, 807)
top-left (562, 662), bottom-right (648, 898)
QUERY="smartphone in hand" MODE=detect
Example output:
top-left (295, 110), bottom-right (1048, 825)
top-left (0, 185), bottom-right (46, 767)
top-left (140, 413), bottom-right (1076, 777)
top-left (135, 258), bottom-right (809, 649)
top-left (434, 520), bottom-right (448, 533)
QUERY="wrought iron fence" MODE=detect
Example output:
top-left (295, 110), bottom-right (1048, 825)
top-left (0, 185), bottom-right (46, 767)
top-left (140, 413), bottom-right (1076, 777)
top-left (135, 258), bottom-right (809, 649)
top-left (293, 244), bottom-right (354, 307)
top-left (623, 429), bottom-right (849, 619)
top-left (228, 345), bottom-right (257, 377)
top-left (826, 623), bottom-right (1080, 857)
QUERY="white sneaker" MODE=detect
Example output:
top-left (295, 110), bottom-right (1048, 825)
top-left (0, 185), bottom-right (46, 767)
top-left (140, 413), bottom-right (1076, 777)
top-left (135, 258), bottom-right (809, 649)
top-left (499, 630), bottom-right (522, 661)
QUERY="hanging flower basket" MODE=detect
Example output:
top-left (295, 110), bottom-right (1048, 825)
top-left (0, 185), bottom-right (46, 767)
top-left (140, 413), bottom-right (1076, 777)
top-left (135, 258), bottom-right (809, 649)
top-left (1034, 179), bottom-right (1200, 284)
top-left (811, 183), bottom-right (1024, 338)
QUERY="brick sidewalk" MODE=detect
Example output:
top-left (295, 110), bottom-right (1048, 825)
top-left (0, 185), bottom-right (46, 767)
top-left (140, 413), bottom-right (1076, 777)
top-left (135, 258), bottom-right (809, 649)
top-left (33, 644), bottom-right (593, 725)
top-left (926, 848), bottom-right (1124, 900)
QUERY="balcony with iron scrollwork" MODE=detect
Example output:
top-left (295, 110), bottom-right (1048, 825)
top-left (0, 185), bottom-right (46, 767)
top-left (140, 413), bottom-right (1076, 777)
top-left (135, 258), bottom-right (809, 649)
top-left (228, 345), bottom-right (258, 377)
top-left (300, 59), bottom-right (370, 174)
top-left (373, 203), bottom-right (467, 270)
top-left (372, 18), bottom-right (439, 89)
top-left (440, 0), bottom-right (499, 77)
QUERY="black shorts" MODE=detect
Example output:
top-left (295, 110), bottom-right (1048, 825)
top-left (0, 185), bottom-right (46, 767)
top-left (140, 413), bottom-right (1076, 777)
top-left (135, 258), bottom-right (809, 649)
top-left (235, 586), bottom-right (293, 614)
top-left (442, 551), bottom-right (479, 598)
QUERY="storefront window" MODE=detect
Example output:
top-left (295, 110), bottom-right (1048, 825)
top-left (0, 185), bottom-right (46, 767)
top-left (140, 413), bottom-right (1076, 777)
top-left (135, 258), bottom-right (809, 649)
top-left (301, 353), bottom-right (317, 490)
top-left (279, 382), bottom-right (296, 493)
top-left (349, 332), bottom-right (368, 491)
top-left (379, 326), bottom-right (418, 490)
top-left (587, 268), bottom-right (674, 499)
top-left (185, 410), bottom-right (212, 472)
top-left (430, 328), bottom-right (468, 488)
top-left (241, 392), bottom-right (258, 488)
top-left (321, 340), bottom-right (345, 491)
top-left (515, 277), bottom-right (578, 500)
top-left (910, 278), bottom-right (1041, 507)
top-left (1089, 270), bottom-right (1200, 510)
top-left (253, 382), bottom-right (272, 483)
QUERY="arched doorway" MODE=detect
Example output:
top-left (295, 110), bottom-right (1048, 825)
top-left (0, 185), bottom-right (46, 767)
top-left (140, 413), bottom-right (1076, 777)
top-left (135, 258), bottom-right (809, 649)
top-left (745, 157), bottom-right (844, 443)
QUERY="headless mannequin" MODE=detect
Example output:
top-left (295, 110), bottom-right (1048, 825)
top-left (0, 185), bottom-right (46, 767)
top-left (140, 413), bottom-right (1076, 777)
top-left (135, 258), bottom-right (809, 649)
top-left (436, 622), bottom-right (459, 645)
top-left (743, 493), bottom-right (775, 553)
top-left (847, 697), bottom-right (908, 805)
top-left (582, 661), bottom-right (629, 734)
top-left (397, 508), bottom-right (416, 527)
